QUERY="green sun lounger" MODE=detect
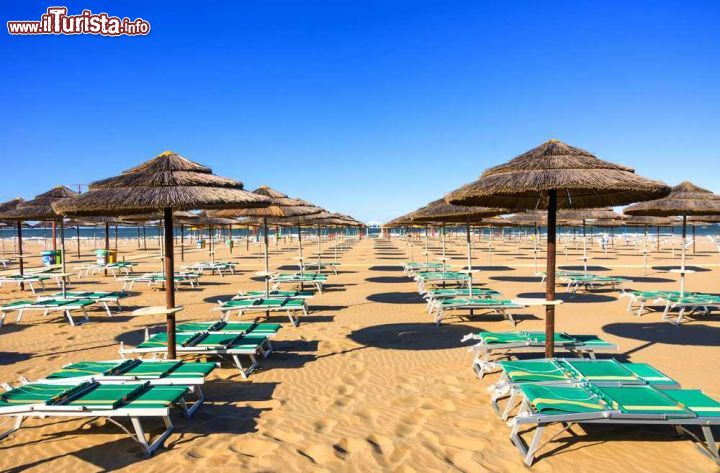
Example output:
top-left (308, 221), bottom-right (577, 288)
top-left (0, 298), bottom-right (95, 327)
top-left (182, 261), bottom-right (236, 276)
top-left (39, 359), bottom-right (216, 416)
top-left (217, 298), bottom-right (308, 326)
top-left (0, 274), bottom-right (50, 294)
top-left (176, 320), bottom-right (282, 337)
top-left (271, 273), bottom-right (327, 293)
top-left (461, 331), bottom-right (618, 378)
top-left (561, 274), bottom-right (631, 295)
top-left (403, 261), bottom-right (447, 275)
top-left (234, 290), bottom-right (314, 300)
top-left (122, 272), bottom-right (200, 291)
top-left (491, 358), bottom-right (678, 419)
top-left (120, 331), bottom-right (272, 379)
top-left (510, 383), bottom-right (720, 466)
top-left (430, 298), bottom-right (523, 326)
top-left (0, 380), bottom-right (192, 455)
top-left (43, 290), bottom-right (127, 316)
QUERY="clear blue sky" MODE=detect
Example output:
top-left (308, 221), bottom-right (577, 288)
top-left (2, 1), bottom-right (719, 222)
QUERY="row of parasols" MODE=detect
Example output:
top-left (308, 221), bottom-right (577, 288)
top-left (0, 151), bottom-right (363, 357)
top-left (385, 139), bottom-right (720, 356)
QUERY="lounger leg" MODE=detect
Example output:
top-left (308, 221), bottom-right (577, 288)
top-left (232, 354), bottom-right (257, 379)
top-left (103, 302), bottom-right (112, 317)
top-left (523, 425), bottom-right (545, 466)
top-left (64, 310), bottom-right (75, 327)
top-left (701, 426), bottom-right (720, 463)
top-left (288, 310), bottom-right (298, 327)
top-left (0, 416), bottom-right (25, 440)
top-left (185, 386), bottom-right (205, 417)
top-left (0, 311), bottom-right (5, 327)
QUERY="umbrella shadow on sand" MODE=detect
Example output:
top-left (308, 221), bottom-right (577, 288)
top-left (365, 276), bottom-right (412, 284)
top-left (0, 352), bottom-right (31, 365)
top-left (366, 292), bottom-right (425, 304)
top-left (348, 322), bottom-right (478, 351)
top-left (603, 322), bottom-right (720, 357)
top-left (516, 292), bottom-right (618, 303)
top-left (490, 276), bottom-right (541, 283)
top-left (368, 265), bottom-right (403, 272)
top-left (0, 380), bottom-right (280, 471)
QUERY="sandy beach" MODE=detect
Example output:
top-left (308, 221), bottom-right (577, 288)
top-left (0, 232), bottom-right (719, 472)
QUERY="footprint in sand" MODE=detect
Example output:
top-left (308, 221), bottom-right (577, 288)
top-left (365, 433), bottom-right (394, 456)
top-left (264, 429), bottom-right (304, 444)
top-left (352, 407), bottom-right (379, 426)
top-left (312, 418), bottom-right (337, 434)
top-left (334, 437), bottom-right (370, 458)
top-left (298, 443), bottom-right (338, 465)
top-left (229, 437), bottom-right (279, 457)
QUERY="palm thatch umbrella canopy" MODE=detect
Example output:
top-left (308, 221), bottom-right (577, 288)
top-left (625, 181), bottom-right (720, 294)
top-left (0, 198), bottom-right (24, 257)
top-left (408, 198), bottom-right (507, 285)
top-left (446, 139), bottom-right (671, 356)
top-left (0, 198), bottom-right (24, 217)
top-left (0, 186), bottom-right (79, 291)
top-left (52, 151), bottom-right (270, 358)
top-left (213, 186), bottom-right (322, 295)
top-left (622, 215), bottom-right (678, 227)
top-left (689, 215), bottom-right (720, 224)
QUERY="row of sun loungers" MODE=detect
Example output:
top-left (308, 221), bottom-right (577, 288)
top-left (459, 330), bottom-right (720, 466)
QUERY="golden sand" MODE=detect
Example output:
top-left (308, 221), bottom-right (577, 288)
top-left (0, 233), bottom-right (718, 472)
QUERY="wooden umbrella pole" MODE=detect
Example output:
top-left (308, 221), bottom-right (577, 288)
top-left (76, 225), bottom-right (81, 258)
top-left (60, 219), bottom-right (67, 298)
top-left (104, 222), bottom-right (109, 276)
top-left (263, 218), bottom-right (270, 296)
top-left (163, 208), bottom-right (177, 359)
top-left (52, 221), bottom-right (57, 251)
top-left (180, 224), bottom-right (185, 262)
top-left (545, 190), bottom-right (558, 358)
top-left (16, 221), bottom-right (24, 290)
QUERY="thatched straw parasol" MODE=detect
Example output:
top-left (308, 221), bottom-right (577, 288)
top-left (408, 198), bottom-right (507, 289)
top-left (53, 151), bottom-right (270, 358)
top-left (446, 139), bottom-right (670, 356)
top-left (213, 186), bottom-right (322, 294)
top-left (0, 198), bottom-right (23, 257)
top-left (625, 181), bottom-right (720, 294)
top-left (689, 215), bottom-right (720, 224)
top-left (0, 187), bottom-right (79, 293)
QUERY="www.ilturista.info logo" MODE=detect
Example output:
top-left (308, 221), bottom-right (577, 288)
top-left (7, 7), bottom-right (150, 36)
